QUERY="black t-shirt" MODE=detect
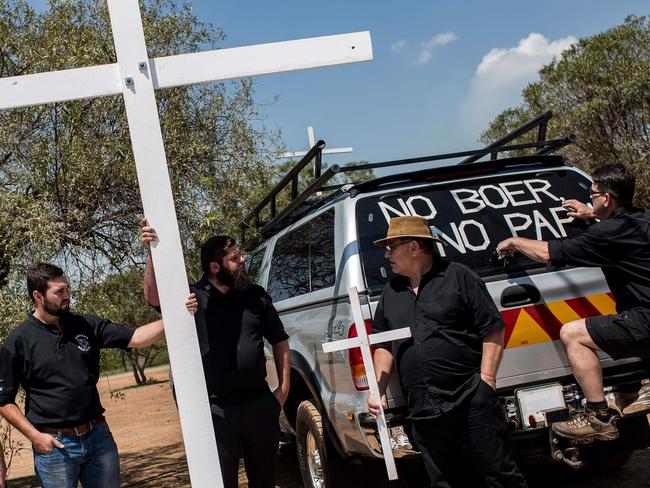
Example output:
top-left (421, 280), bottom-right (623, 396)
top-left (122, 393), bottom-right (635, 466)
top-left (548, 207), bottom-right (650, 319)
top-left (0, 312), bottom-right (134, 427)
top-left (192, 276), bottom-right (288, 401)
top-left (372, 260), bottom-right (504, 419)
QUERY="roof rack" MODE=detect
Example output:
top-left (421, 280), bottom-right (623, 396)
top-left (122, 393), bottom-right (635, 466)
top-left (458, 110), bottom-right (553, 164)
top-left (240, 139), bottom-right (342, 241)
top-left (240, 112), bottom-right (574, 241)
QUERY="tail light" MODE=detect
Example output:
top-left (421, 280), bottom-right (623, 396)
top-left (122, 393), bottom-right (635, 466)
top-left (348, 319), bottom-right (376, 391)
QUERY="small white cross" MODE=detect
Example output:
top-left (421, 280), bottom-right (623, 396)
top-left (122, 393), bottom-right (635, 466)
top-left (0, 2), bottom-right (372, 485)
top-left (322, 287), bottom-right (411, 480)
top-left (279, 125), bottom-right (353, 159)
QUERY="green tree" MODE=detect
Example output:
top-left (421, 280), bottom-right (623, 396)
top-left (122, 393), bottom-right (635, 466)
top-left (482, 15), bottom-right (650, 205)
top-left (0, 0), bottom-right (282, 386)
top-left (0, 0), bottom-right (282, 470)
top-left (0, 0), bottom-right (279, 282)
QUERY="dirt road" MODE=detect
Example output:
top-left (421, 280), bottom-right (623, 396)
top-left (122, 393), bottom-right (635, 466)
top-left (6, 367), bottom-right (650, 487)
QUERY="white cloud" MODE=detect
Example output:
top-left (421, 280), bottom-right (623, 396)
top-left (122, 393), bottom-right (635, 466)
top-left (391, 32), bottom-right (459, 64)
top-left (390, 39), bottom-right (408, 53)
top-left (417, 32), bottom-right (459, 64)
top-left (459, 32), bottom-right (577, 139)
top-left (475, 33), bottom-right (576, 77)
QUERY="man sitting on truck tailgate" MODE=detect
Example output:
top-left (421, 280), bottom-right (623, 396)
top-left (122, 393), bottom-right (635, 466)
top-left (497, 163), bottom-right (650, 443)
top-left (369, 216), bottom-right (527, 488)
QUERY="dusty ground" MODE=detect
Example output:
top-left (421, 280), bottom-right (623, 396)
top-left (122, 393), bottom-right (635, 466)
top-left (6, 367), bottom-right (650, 487)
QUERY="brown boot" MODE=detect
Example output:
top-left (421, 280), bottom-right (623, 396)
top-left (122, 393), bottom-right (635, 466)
top-left (551, 410), bottom-right (619, 443)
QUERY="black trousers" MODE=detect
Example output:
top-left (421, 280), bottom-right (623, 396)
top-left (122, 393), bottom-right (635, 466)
top-left (410, 381), bottom-right (527, 488)
top-left (210, 390), bottom-right (281, 488)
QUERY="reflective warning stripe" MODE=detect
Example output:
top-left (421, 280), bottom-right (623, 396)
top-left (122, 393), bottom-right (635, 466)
top-left (502, 293), bottom-right (615, 349)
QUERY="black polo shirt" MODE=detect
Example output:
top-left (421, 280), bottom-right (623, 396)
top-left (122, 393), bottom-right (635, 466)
top-left (372, 260), bottom-right (504, 419)
top-left (0, 312), bottom-right (134, 427)
top-left (548, 206), bottom-right (650, 318)
top-left (191, 276), bottom-right (288, 402)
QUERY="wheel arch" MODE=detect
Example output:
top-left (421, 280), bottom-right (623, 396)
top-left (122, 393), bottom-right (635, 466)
top-left (287, 350), bottom-right (349, 459)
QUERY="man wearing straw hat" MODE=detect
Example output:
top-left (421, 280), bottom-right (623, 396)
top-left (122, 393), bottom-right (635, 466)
top-left (368, 216), bottom-right (526, 487)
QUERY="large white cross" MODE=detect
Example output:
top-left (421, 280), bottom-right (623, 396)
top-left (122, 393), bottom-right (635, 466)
top-left (322, 287), bottom-right (411, 480)
top-left (0, 2), bottom-right (372, 486)
top-left (279, 125), bottom-right (353, 159)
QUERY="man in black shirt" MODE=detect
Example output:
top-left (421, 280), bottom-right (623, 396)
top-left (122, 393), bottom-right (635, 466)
top-left (497, 163), bottom-right (650, 442)
top-left (369, 216), bottom-right (526, 488)
top-left (142, 223), bottom-right (290, 488)
top-left (0, 262), bottom-right (172, 488)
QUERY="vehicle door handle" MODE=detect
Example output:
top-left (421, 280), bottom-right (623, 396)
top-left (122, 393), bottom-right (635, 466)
top-left (500, 284), bottom-right (541, 308)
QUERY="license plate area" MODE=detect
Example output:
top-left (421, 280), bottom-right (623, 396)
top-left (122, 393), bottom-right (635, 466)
top-left (515, 383), bottom-right (566, 430)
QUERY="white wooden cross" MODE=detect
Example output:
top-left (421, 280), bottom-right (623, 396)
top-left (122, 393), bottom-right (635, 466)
top-left (0, 1), bottom-right (372, 486)
top-left (322, 287), bottom-right (411, 480)
top-left (279, 125), bottom-right (353, 159)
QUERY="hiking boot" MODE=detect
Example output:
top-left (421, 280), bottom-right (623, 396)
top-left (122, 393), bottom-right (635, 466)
top-left (551, 410), bottom-right (619, 443)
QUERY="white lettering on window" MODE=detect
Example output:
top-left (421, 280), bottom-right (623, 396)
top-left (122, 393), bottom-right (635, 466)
top-left (378, 200), bottom-right (410, 223)
top-left (533, 210), bottom-right (561, 240)
top-left (459, 220), bottom-right (489, 251)
top-left (499, 181), bottom-right (537, 207)
top-left (451, 189), bottom-right (485, 214)
top-left (503, 213), bottom-right (532, 236)
top-left (405, 196), bottom-right (437, 220)
top-left (524, 179), bottom-right (561, 203)
top-left (477, 185), bottom-right (509, 209)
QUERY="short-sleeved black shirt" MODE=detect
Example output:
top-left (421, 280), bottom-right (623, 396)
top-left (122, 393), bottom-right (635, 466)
top-left (0, 313), bottom-right (134, 427)
top-left (372, 260), bottom-right (504, 419)
top-left (548, 207), bottom-right (650, 319)
top-left (191, 276), bottom-right (288, 401)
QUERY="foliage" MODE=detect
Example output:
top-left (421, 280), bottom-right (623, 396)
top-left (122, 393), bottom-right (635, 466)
top-left (481, 15), bottom-right (650, 205)
top-left (0, 3), bottom-right (284, 470)
top-left (0, 1), bottom-right (280, 337)
top-left (0, 0), bottom-right (279, 285)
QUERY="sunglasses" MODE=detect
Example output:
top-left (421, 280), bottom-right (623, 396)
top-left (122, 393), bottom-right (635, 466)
top-left (385, 240), bottom-right (412, 252)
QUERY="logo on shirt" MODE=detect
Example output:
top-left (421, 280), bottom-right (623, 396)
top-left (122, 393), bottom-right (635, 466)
top-left (75, 334), bottom-right (91, 352)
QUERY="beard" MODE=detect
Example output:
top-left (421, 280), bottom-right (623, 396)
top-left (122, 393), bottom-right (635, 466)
top-left (43, 297), bottom-right (70, 316)
top-left (216, 266), bottom-right (252, 292)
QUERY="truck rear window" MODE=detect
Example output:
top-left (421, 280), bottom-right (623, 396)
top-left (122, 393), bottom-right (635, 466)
top-left (356, 168), bottom-right (592, 293)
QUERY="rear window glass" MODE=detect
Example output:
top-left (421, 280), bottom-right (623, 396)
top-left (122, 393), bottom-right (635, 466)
top-left (245, 248), bottom-right (265, 285)
top-left (267, 210), bottom-right (335, 301)
top-left (356, 169), bottom-right (592, 293)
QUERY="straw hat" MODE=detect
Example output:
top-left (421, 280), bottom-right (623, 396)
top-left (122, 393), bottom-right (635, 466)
top-left (373, 216), bottom-right (444, 246)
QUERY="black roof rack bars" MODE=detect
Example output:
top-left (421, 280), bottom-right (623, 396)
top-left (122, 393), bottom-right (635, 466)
top-left (336, 135), bottom-right (574, 174)
top-left (241, 112), bottom-right (574, 241)
top-left (458, 111), bottom-right (553, 165)
top-left (240, 139), bottom-right (337, 240)
top-left (259, 163), bottom-right (340, 236)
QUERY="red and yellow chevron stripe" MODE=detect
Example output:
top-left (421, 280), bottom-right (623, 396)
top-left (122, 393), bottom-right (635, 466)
top-left (501, 293), bottom-right (617, 349)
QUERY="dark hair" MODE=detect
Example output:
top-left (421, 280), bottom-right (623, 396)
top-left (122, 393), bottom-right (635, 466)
top-left (200, 235), bottom-right (237, 275)
top-left (592, 164), bottom-right (635, 205)
top-left (413, 238), bottom-right (435, 255)
top-left (26, 262), bottom-right (65, 302)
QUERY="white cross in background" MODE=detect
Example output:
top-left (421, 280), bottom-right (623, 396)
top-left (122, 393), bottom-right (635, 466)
top-left (279, 125), bottom-right (354, 158)
top-left (322, 287), bottom-right (411, 480)
top-left (0, 0), bottom-right (372, 485)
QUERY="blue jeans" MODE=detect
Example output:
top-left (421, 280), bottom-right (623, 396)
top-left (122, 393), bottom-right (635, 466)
top-left (33, 421), bottom-right (120, 488)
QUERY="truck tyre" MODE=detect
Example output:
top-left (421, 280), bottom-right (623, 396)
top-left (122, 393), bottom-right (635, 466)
top-left (296, 399), bottom-right (342, 488)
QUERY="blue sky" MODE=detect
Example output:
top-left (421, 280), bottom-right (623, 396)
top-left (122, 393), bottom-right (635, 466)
top-left (27, 0), bottom-right (650, 172)
top-left (190, 0), bottom-right (648, 171)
